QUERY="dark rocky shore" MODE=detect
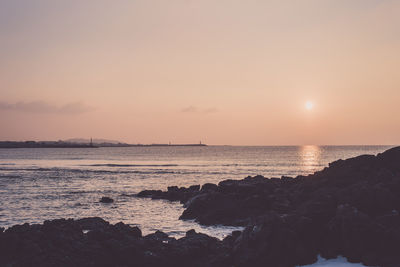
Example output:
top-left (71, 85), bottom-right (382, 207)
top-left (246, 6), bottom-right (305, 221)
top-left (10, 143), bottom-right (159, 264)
top-left (0, 217), bottom-right (229, 267)
top-left (2, 147), bottom-right (400, 266)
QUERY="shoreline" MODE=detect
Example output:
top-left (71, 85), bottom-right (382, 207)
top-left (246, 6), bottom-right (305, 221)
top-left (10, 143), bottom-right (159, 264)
top-left (1, 147), bottom-right (400, 266)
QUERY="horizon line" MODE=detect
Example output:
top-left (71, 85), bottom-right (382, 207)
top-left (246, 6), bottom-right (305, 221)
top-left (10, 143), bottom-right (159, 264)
top-left (0, 140), bottom-right (397, 147)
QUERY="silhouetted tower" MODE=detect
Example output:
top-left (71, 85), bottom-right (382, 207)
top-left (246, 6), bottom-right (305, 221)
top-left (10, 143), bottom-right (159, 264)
top-left (90, 137), bottom-right (93, 147)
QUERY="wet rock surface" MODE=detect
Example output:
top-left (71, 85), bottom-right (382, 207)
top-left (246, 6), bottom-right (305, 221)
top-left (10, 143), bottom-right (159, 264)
top-left (2, 147), bottom-right (400, 266)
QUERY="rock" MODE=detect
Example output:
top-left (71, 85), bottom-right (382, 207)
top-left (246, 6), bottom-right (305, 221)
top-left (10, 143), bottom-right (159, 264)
top-left (189, 185), bottom-right (200, 191)
top-left (201, 183), bottom-right (218, 192)
top-left (145, 230), bottom-right (170, 241)
top-left (186, 229), bottom-right (196, 236)
top-left (133, 146), bottom-right (400, 266)
top-left (114, 222), bottom-right (142, 238)
top-left (0, 218), bottom-right (227, 267)
top-left (76, 217), bottom-right (109, 230)
top-left (138, 146), bottom-right (400, 228)
top-left (321, 204), bottom-right (400, 267)
top-left (232, 212), bottom-right (318, 267)
top-left (137, 185), bottom-right (200, 204)
top-left (99, 196), bottom-right (114, 203)
top-left (180, 192), bottom-right (246, 225)
top-left (222, 230), bottom-right (242, 246)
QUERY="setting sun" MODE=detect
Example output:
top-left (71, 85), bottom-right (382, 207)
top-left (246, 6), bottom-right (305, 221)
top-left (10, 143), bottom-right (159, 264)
top-left (305, 101), bottom-right (314, 111)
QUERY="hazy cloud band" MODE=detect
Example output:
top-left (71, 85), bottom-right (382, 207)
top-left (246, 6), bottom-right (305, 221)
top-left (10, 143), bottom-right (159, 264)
top-left (0, 101), bottom-right (94, 114)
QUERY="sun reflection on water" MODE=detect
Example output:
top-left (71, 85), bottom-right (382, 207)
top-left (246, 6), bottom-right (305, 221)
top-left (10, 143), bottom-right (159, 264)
top-left (299, 145), bottom-right (322, 174)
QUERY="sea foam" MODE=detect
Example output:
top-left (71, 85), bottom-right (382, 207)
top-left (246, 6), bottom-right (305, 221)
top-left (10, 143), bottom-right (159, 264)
top-left (300, 255), bottom-right (367, 267)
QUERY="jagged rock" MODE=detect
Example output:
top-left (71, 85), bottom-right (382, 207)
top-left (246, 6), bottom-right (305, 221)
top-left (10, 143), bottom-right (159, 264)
top-left (137, 146), bottom-right (400, 228)
top-left (0, 218), bottom-right (228, 267)
top-left (134, 146), bottom-right (400, 266)
top-left (76, 217), bottom-right (110, 230)
top-left (136, 185), bottom-right (200, 203)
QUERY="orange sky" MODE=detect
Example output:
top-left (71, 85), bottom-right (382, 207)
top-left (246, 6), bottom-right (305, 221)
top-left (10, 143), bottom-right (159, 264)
top-left (1, 0), bottom-right (399, 145)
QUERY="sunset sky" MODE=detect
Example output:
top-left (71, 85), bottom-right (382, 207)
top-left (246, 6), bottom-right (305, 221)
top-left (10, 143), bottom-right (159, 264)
top-left (1, 0), bottom-right (399, 145)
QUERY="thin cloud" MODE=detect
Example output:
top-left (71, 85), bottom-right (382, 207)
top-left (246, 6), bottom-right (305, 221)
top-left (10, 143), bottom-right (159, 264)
top-left (181, 106), bottom-right (218, 114)
top-left (181, 106), bottom-right (199, 113)
top-left (0, 101), bottom-right (94, 114)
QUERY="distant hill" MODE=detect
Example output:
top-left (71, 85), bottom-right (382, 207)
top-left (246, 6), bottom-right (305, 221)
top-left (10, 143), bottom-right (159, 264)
top-left (65, 138), bottom-right (125, 144)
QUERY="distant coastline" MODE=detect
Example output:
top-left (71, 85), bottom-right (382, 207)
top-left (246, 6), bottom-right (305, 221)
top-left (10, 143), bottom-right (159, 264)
top-left (0, 141), bottom-right (97, 148)
top-left (0, 141), bottom-right (207, 148)
top-left (127, 143), bottom-right (207, 147)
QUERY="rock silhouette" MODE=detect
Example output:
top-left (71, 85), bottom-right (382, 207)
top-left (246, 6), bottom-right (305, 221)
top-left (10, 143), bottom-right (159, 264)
top-left (0, 218), bottom-right (227, 267)
top-left (136, 146), bottom-right (400, 266)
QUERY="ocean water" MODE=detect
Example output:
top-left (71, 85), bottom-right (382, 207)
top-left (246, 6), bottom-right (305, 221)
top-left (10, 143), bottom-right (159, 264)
top-left (0, 145), bottom-right (392, 242)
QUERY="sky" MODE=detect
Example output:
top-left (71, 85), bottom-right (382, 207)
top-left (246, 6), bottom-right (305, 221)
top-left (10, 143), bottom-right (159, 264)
top-left (0, 0), bottom-right (399, 145)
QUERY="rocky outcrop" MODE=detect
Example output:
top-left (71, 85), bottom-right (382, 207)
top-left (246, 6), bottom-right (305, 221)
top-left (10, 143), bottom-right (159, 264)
top-left (0, 217), bottom-right (229, 267)
top-left (135, 146), bottom-right (400, 266)
top-left (137, 147), bottom-right (400, 227)
top-left (137, 185), bottom-right (200, 203)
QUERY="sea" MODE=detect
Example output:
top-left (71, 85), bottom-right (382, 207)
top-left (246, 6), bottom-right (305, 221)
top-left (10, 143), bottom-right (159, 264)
top-left (0, 145), bottom-right (392, 266)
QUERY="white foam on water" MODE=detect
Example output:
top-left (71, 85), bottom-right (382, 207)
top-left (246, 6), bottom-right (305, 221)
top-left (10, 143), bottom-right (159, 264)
top-left (299, 255), bottom-right (368, 267)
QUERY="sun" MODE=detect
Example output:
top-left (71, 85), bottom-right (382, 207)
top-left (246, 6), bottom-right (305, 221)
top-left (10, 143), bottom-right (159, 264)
top-left (305, 101), bottom-right (314, 110)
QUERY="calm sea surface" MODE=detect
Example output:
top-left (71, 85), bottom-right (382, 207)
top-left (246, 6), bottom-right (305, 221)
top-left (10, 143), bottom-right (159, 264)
top-left (0, 145), bottom-right (393, 239)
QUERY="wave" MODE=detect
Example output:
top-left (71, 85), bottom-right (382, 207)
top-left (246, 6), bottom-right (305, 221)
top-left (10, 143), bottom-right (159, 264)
top-left (82, 164), bottom-right (179, 167)
top-left (0, 167), bottom-right (34, 171)
top-left (300, 255), bottom-right (366, 267)
top-left (0, 165), bottom-right (237, 176)
top-left (39, 167), bottom-right (179, 175)
top-left (0, 175), bottom-right (21, 178)
top-left (0, 167), bottom-right (201, 175)
top-left (0, 165), bottom-right (296, 177)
